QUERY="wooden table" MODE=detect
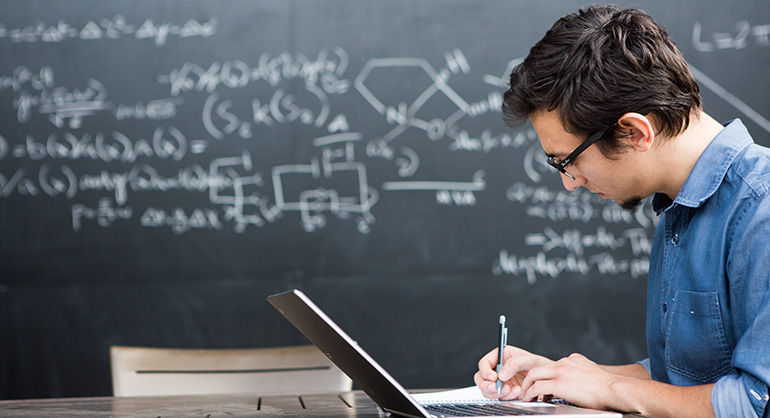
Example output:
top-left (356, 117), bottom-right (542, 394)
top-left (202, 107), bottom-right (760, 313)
top-left (0, 392), bottom-right (377, 417)
top-left (0, 391), bottom-right (644, 417)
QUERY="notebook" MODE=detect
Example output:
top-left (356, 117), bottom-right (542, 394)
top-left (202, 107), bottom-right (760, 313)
top-left (267, 289), bottom-right (622, 418)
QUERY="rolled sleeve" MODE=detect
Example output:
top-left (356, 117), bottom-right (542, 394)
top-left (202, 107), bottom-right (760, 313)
top-left (712, 373), bottom-right (769, 418)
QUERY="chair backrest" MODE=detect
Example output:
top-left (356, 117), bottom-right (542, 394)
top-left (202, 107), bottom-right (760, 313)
top-left (110, 345), bottom-right (353, 397)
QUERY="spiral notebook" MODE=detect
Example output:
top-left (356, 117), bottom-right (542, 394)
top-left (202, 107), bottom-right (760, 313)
top-left (267, 289), bottom-right (621, 418)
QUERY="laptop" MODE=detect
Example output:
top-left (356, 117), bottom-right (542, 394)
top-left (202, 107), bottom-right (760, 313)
top-left (267, 289), bottom-right (621, 418)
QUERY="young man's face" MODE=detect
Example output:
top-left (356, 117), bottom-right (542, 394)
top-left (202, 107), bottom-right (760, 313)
top-left (530, 110), bottom-right (645, 212)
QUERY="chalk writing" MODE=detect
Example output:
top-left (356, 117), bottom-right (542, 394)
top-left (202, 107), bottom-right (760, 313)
top-left (446, 126), bottom-right (526, 153)
top-left (114, 98), bottom-right (183, 121)
top-left (158, 49), bottom-right (350, 96)
top-left (0, 66), bottom-right (54, 92)
top-left (525, 226), bottom-right (651, 257)
top-left (72, 198), bottom-right (132, 231)
top-left (693, 20), bottom-right (770, 51)
top-left (505, 182), bottom-right (659, 229)
top-left (140, 206), bottom-right (222, 234)
top-left (9, 127), bottom-right (192, 162)
top-left (382, 170), bottom-right (486, 206)
top-left (1, 66), bottom-right (186, 130)
top-left (492, 249), bottom-right (650, 284)
top-left (0, 16), bottom-right (216, 46)
top-left (272, 138), bottom-right (378, 233)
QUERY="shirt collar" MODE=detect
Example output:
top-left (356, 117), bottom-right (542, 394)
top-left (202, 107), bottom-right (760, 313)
top-left (652, 119), bottom-right (753, 214)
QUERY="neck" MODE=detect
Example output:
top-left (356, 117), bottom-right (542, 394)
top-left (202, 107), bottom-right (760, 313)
top-left (657, 111), bottom-right (724, 200)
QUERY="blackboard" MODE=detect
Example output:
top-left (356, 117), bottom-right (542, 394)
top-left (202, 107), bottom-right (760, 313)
top-left (1, 0), bottom-right (768, 400)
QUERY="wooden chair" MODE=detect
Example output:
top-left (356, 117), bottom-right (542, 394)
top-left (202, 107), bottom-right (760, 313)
top-left (109, 345), bottom-right (352, 397)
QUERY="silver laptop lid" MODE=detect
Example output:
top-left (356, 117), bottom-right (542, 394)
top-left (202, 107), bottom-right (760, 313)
top-left (268, 289), bottom-right (430, 417)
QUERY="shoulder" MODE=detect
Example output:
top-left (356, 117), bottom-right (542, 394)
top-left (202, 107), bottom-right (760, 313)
top-left (728, 143), bottom-right (770, 199)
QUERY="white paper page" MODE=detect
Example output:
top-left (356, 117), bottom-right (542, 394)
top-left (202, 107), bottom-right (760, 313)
top-left (412, 386), bottom-right (556, 408)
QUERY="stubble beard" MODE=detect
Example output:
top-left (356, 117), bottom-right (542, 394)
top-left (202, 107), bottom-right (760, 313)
top-left (620, 196), bottom-right (644, 213)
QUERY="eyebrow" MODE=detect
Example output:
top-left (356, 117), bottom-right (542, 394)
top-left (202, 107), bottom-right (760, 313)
top-left (543, 150), bottom-right (567, 160)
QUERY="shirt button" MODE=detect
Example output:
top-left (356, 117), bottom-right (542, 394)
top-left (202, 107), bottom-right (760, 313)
top-left (670, 234), bottom-right (679, 245)
top-left (663, 303), bottom-right (668, 313)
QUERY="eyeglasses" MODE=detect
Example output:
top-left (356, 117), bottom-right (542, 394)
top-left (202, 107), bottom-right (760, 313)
top-left (546, 129), bottom-right (607, 180)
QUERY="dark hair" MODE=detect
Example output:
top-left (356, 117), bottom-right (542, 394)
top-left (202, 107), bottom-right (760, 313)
top-left (503, 5), bottom-right (702, 156)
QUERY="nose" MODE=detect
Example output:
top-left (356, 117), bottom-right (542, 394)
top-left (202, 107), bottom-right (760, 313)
top-left (560, 172), bottom-right (586, 191)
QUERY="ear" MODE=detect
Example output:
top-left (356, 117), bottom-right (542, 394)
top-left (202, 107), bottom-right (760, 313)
top-left (617, 112), bottom-right (655, 152)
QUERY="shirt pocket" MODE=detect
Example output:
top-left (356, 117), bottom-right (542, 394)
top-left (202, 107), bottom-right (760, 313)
top-left (665, 290), bottom-right (733, 383)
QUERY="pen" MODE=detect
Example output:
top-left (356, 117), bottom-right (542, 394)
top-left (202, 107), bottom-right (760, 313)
top-left (496, 315), bottom-right (507, 397)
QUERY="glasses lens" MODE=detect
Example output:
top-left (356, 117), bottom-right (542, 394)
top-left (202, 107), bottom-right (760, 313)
top-left (546, 156), bottom-right (575, 179)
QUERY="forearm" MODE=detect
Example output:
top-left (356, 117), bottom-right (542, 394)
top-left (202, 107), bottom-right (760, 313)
top-left (608, 376), bottom-right (715, 418)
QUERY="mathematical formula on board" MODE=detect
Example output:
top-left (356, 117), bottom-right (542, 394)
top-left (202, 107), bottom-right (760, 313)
top-left (0, 12), bottom-right (766, 283)
top-left (0, 48), bottom-right (512, 232)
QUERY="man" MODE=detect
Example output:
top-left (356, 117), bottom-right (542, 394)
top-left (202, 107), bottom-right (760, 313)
top-left (474, 5), bottom-right (770, 418)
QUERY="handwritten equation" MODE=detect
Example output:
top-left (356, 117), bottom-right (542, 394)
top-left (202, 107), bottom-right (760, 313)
top-left (693, 19), bottom-right (770, 51)
top-left (0, 15), bottom-right (216, 46)
top-left (492, 225), bottom-right (652, 284)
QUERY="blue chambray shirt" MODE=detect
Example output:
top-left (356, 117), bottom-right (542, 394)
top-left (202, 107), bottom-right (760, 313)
top-left (641, 119), bottom-right (770, 417)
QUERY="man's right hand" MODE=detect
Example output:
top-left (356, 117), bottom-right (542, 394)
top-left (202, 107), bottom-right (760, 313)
top-left (473, 345), bottom-right (554, 400)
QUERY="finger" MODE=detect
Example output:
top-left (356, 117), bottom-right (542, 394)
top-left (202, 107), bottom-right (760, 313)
top-left (476, 370), bottom-right (522, 400)
top-left (498, 384), bottom-right (522, 401)
top-left (474, 371), bottom-right (501, 399)
top-left (519, 363), bottom-right (558, 396)
top-left (477, 348), bottom-right (501, 380)
top-left (498, 353), bottom-right (547, 381)
top-left (522, 379), bottom-right (555, 403)
top-left (475, 372), bottom-right (520, 400)
top-left (473, 371), bottom-right (494, 396)
top-left (473, 371), bottom-right (485, 387)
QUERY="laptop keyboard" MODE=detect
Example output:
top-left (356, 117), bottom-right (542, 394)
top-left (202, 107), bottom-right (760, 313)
top-left (423, 403), bottom-right (545, 417)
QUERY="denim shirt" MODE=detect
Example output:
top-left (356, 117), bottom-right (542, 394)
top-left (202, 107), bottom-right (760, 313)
top-left (643, 119), bottom-right (770, 417)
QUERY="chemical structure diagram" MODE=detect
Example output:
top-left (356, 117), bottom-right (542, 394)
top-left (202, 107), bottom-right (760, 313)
top-left (215, 48), bottom-right (513, 234)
